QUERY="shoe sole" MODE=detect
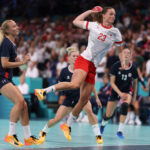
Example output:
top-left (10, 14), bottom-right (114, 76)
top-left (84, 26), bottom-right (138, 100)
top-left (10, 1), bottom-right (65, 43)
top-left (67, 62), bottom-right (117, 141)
top-left (4, 138), bottom-right (24, 147)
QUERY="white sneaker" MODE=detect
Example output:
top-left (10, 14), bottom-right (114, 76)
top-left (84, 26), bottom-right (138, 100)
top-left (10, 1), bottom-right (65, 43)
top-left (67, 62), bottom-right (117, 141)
top-left (128, 119), bottom-right (134, 125)
top-left (135, 117), bottom-right (142, 126)
top-left (81, 115), bottom-right (89, 123)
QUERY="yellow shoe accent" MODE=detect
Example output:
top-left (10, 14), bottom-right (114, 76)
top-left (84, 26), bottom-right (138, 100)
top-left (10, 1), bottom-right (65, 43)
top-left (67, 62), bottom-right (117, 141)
top-left (38, 131), bottom-right (47, 144)
top-left (4, 134), bottom-right (24, 147)
top-left (24, 136), bottom-right (41, 146)
top-left (34, 89), bottom-right (45, 101)
top-left (96, 135), bottom-right (104, 144)
top-left (60, 123), bottom-right (71, 141)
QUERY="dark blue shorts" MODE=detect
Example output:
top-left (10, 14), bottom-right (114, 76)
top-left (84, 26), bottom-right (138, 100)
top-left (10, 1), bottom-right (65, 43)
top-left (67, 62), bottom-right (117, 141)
top-left (0, 77), bottom-right (15, 89)
top-left (62, 98), bottom-right (78, 108)
top-left (109, 90), bottom-right (132, 101)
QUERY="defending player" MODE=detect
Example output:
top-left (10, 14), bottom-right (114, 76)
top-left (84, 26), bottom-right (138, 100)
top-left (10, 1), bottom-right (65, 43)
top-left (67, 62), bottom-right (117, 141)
top-left (100, 48), bottom-right (138, 138)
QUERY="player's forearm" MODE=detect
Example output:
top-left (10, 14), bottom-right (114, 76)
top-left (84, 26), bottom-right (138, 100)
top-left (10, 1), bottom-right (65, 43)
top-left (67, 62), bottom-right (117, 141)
top-left (2, 61), bottom-right (23, 68)
top-left (73, 10), bottom-right (92, 24)
top-left (92, 86), bottom-right (98, 98)
top-left (111, 82), bottom-right (122, 96)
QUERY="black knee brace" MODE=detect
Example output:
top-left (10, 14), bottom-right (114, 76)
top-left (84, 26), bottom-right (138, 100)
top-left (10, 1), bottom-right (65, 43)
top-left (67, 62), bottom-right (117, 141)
top-left (120, 102), bottom-right (128, 115)
top-left (103, 114), bottom-right (112, 121)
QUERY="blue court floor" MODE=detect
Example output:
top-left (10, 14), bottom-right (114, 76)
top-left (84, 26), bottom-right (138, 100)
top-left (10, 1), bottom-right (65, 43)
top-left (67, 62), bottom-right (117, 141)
top-left (0, 119), bottom-right (150, 150)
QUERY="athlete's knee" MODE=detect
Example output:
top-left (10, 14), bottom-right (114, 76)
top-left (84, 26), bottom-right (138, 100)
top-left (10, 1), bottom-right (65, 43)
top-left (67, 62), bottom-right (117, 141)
top-left (120, 102), bottom-right (128, 116)
top-left (103, 114), bottom-right (112, 121)
top-left (15, 96), bottom-right (25, 110)
top-left (23, 101), bottom-right (28, 110)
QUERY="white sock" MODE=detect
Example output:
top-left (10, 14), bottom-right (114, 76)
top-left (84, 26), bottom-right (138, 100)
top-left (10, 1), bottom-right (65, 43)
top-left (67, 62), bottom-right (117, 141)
top-left (118, 123), bottom-right (124, 132)
top-left (67, 112), bottom-right (77, 127)
top-left (136, 115), bottom-right (139, 120)
top-left (44, 85), bottom-right (56, 93)
top-left (42, 124), bottom-right (49, 133)
top-left (92, 124), bottom-right (101, 136)
top-left (101, 119), bottom-right (108, 126)
top-left (8, 122), bottom-right (17, 136)
top-left (23, 125), bottom-right (31, 139)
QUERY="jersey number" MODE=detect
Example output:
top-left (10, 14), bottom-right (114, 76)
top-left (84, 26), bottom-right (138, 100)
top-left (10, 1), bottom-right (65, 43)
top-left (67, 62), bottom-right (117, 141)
top-left (97, 33), bottom-right (106, 42)
top-left (121, 74), bottom-right (127, 81)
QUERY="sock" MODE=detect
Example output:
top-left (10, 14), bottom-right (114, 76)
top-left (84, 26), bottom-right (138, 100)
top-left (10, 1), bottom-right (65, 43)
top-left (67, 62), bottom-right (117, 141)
top-left (67, 112), bottom-right (77, 127)
top-left (8, 122), bottom-right (17, 136)
top-left (118, 123), bottom-right (124, 132)
top-left (136, 115), bottom-right (139, 120)
top-left (42, 124), bottom-right (49, 133)
top-left (92, 124), bottom-right (101, 136)
top-left (23, 125), bottom-right (31, 139)
top-left (44, 85), bottom-right (56, 93)
top-left (101, 119), bottom-right (108, 126)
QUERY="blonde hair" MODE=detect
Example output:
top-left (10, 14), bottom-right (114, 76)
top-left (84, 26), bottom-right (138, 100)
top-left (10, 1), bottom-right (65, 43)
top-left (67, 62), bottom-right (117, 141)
top-left (66, 47), bottom-right (78, 56)
top-left (0, 20), bottom-right (13, 45)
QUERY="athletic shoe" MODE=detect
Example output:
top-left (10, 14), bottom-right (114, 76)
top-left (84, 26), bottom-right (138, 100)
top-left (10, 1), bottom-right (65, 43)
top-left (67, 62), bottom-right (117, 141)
top-left (135, 118), bottom-right (142, 126)
top-left (60, 123), bottom-right (71, 141)
top-left (116, 131), bottom-right (124, 139)
top-left (38, 131), bottom-right (47, 144)
top-left (24, 135), bottom-right (41, 146)
top-left (34, 89), bottom-right (46, 101)
top-left (96, 135), bottom-right (104, 144)
top-left (4, 134), bottom-right (24, 147)
top-left (100, 125), bottom-right (105, 134)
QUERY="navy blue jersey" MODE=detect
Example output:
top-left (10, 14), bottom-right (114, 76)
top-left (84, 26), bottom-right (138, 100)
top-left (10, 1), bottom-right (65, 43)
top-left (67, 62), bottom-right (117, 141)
top-left (110, 61), bottom-right (138, 92)
top-left (58, 67), bottom-right (80, 102)
top-left (0, 38), bottom-right (17, 80)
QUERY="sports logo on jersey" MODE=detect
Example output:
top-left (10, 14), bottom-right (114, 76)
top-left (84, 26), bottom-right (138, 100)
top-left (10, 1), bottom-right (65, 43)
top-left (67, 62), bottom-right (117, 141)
top-left (128, 73), bottom-right (132, 77)
top-left (2, 79), bottom-right (6, 84)
top-left (118, 71), bottom-right (121, 75)
top-left (67, 76), bottom-right (70, 79)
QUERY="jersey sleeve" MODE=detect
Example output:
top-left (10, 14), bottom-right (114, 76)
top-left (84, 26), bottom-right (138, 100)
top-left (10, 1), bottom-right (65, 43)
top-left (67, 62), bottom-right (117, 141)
top-left (83, 21), bottom-right (96, 30)
top-left (114, 28), bottom-right (123, 47)
top-left (132, 65), bottom-right (138, 79)
top-left (110, 63), bottom-right (118, 76)
top-left (1, 39), bottom-right (11, 58)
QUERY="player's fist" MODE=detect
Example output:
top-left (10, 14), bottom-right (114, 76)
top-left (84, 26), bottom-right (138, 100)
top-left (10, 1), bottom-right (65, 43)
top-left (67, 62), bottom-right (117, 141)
top-left (92, 6), bottom-right (103, 12)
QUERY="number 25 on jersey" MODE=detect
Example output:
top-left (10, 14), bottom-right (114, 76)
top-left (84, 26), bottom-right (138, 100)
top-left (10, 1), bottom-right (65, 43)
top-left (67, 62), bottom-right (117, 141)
top-left (97, 33), bottom-right (106, 42)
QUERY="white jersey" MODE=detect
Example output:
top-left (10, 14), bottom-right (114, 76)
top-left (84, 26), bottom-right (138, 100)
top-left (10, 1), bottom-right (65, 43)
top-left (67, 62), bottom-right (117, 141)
top-left (81, 21), bottom-right (123, 67)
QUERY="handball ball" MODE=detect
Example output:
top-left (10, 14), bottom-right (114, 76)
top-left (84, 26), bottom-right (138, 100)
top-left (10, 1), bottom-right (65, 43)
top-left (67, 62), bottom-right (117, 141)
top-left (92, 6), bottom-right (103, 12)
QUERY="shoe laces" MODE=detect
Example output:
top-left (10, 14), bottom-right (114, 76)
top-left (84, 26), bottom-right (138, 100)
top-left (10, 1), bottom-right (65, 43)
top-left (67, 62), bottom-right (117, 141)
top-left (96, 135), bottom-right (102, 139)
top-left (30, 135), bottom-right (38, 141)
top-left (42, 132), bottom-right (47, 137)
top-left (13, 134), bottom-right (19, 142)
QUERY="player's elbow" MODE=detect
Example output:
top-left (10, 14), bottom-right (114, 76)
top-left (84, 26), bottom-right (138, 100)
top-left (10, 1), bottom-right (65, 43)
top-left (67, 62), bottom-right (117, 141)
top-left (72, 19), bottom-right (77, 26)
top-left (1, 61), bottom-right (7, 68)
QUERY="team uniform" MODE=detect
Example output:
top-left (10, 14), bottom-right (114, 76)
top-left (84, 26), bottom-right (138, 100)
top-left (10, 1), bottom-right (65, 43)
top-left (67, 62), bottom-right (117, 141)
top-left (109, 61), bottom-right (138, 101)
top-left (75, 21), bottom-right (123, 85)
top-left (58, 67), bottom-right (80, 108)
top-left (0, 37), bottom-right (17, 89)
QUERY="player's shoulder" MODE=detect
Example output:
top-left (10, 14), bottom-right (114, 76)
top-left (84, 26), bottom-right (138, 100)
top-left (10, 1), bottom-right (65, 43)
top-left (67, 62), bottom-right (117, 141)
top-left (1, 37), bottom-right (11, 46)
top-left (61, 66), bottom-right (69, 74)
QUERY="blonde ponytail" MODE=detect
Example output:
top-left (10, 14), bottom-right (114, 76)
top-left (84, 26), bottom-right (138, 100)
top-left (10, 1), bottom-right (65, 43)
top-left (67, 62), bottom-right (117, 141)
top-left (0, 29), bottom-right (4, 45)
top-left (66, 47), bottom-right (78, 56)
top-left (0, 20), bottom-right (13, 45)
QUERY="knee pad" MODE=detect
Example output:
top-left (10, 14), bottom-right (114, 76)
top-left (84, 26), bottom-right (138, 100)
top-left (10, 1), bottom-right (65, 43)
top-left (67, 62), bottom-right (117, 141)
top-left (103, 114), bottom-right (112, 121)
top-left (120, 102), bottom-right (128, 115)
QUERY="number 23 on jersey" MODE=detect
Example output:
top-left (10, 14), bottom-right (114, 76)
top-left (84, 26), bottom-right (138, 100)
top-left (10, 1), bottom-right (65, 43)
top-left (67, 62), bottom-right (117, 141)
top-left (97, 33), bottom-right (107, 42)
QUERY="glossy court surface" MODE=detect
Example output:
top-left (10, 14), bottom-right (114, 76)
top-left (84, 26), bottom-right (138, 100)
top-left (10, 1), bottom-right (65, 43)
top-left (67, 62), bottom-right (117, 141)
top-left (0, 119), bottom-right (150, 150)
